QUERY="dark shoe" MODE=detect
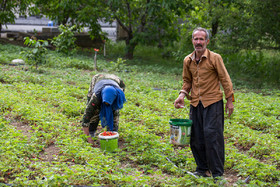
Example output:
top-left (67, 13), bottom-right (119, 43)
top-left (193, 171), bottom-right (211, 177)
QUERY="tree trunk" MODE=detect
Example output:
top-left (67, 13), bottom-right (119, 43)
top-left (211, 21), bottom-right (219, 38)
top-left (125, 39), bottom-right (137, 60)
top-left (94, 53), bottom-right (97, 71)
top-left (157, 28), bottom-right (163, 48)
top-left (124, 30), bottom-right (137, 59)
top-left (211, 20), bottom-right (219, 48)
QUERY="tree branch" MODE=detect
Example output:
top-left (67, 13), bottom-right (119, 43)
top-left (138, 0), bottom-right (150, 32)
top-left (115, 16), bottom-right (129, 34)
top-left (125, 0), bottom-right (132, 33)
top-left (1, 0), bottom-right (8, 11)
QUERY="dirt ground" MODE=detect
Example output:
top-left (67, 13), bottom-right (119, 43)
top-left (4, 117), bottom-right (246, 186)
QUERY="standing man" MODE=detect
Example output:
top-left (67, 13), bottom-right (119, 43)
top-left (81, 73), bottom-right (126, 145)
top-left (174, 27), bottom-right (234, 179)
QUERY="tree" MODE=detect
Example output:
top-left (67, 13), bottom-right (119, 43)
top-left (106, 0), bottom-right (190, 59)
top-left (74, 0), bottom-right (111, 39)
top-left (34, 0), bottom-right (81, 25)
top-left (179, 0), bottom-right (235, 49)
top-left (213, 0), bottom-right (280, 51)
top-left (35, 0), bottom-right (109, 38)
top-left (35, 0), bottom-right (70, 25)
top-left (0, 0), bottom-right (34, 33)
top-left (178, 0), bottom-right (279, 54)
top-left (36, 0), bottom-right (189, 59)
top-left (245, 0), bottom-right (279, 48)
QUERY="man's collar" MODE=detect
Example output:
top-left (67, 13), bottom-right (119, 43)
top-left (190, 49), bottom-right (209, 61)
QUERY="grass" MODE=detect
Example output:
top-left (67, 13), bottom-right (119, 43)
top-left (0, 42), bottom-right (279, 186)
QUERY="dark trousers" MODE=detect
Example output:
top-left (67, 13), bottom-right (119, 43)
top-left (88, 110), bottom-right (119, 133)
top-left (86, 97), bottom-right (119, 133)
top-left (189, 100), bottom-right (224, 177)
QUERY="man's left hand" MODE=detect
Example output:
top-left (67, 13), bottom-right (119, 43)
top-left (225, 96), bottom-right (234, 117)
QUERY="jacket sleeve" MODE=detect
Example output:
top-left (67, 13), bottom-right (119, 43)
top-left (214, 55), bottom-right (234, 99)
top-left (119, 79), bottom-right (126, 92)
top-left (182, 57), bottom-right (192, 94)
top-left (82, 94), bottom-right (101, 127)
top-left (87, 74), bottom-right (101, 98)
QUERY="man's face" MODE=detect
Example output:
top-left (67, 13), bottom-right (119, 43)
top-left (192, 31), bottom-right (209, 53)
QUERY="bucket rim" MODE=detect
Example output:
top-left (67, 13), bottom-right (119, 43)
top-left (98, 131), bottom-right (119, 139)
top-left (169, 118), bottom-right (192, 126)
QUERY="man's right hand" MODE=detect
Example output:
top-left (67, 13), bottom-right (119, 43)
top-left (174, 93), bottom-right (186, 108)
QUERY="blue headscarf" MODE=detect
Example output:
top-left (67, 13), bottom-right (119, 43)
top-left (100, 86), bottom-right (126, 131)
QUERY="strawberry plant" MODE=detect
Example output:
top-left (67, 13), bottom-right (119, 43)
top-left (0, 43), bottom-right (279, 186)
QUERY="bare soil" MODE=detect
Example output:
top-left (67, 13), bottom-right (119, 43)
top-left (6, 117), bottom-right (243, 186)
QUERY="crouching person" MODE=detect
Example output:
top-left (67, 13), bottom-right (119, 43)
top-left (81, 73), bottom-right (126, 145)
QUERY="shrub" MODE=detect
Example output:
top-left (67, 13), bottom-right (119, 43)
top-left (21, 37), bottom-right (49, 69)
top-left (51, 25), bottom-right (81, 55)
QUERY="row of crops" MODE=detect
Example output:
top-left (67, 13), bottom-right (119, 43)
top-left (0, 46), bottom-right (279, 186)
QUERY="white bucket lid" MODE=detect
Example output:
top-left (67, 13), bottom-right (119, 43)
top-left (98, 131), bottom-right (119, 140)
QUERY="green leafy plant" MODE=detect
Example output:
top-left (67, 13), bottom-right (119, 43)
top-left (22, 37), bottom-right (49, 69)
top-left (51, 24), bottom-right (80, 55)
top-left (0, 43), bottom-right (280, 186)
top-left (109, 58), bottom-right (128, 72)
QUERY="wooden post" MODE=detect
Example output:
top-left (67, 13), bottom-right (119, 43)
top-left (94, 53), bottom-right (97, 71)
top-left (94, 48), bottom-right (99, 71)
top-left (104, 43), bottom-right (106, 57)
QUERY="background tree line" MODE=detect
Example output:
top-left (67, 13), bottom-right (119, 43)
top-left (0, 0), bottom-right (279, 59)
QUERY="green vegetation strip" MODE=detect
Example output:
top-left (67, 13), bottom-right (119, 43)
top-left (0, 44), bottom-right (279, 186)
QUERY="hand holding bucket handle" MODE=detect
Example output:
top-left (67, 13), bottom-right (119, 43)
top-left (174, 91), bottom-right (191, 109)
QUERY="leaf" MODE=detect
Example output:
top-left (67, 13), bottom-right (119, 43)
top-left (32, 48), bottom-right (38, 54)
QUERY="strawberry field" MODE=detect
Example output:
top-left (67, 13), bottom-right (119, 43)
top-left (0, 43), bottom-right (279, 186)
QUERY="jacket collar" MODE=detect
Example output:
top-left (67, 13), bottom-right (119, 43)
top-left (189, 49), bottom-right (209, 61)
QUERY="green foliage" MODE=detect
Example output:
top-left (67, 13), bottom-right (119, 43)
top-left (0, 44), bottom-right (24, 65)
top-left (105, 40), bottom-right (126, 58)
top-left (34, 0), bottom-right (82, 26)
top-left (35, 0), bottom-right (108, 38)
top-left (223, 50), bottom-right (280, 87)
top-left (222, 0), bottom-right (280, 50)
top-left (0, 43), bottom-right (280, 186)
top-left (51, 24), bottom-right (79, 55)
top-left (108, 58), bottom-right (128, 72)
top-left (37, 0), bottom-right (190, 59)
top-left (252, 0), bottom-right (280, 48)
top-left (106, 0), bottom-right (190, 59)
top-left (21, 37), bottom-right (49, 69)
top-left (0, 0), bottom-right (35, 32)
top-left (32, 0), bottom-right (279, 59)
top-left (178, 0), bottom-right (280, 54)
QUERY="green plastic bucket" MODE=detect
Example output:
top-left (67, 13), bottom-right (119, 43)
top-left (98, 131), bottom-right (119, 152)
top-left (169, 119), bottom-right (192, 145)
